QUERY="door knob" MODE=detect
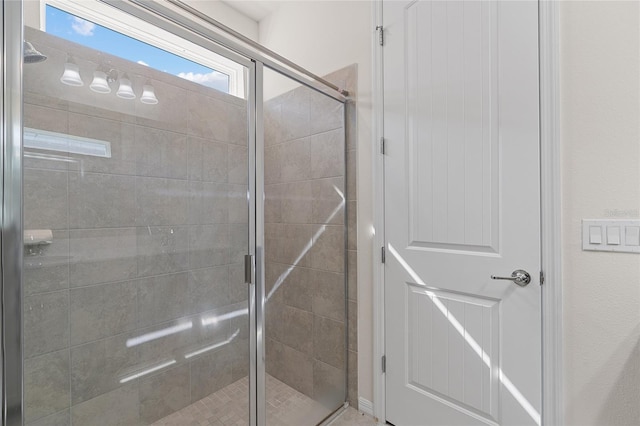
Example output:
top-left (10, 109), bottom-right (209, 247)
top-left (490, 269), bottom-right (531, 287)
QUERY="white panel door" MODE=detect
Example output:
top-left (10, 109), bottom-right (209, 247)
top-left (383, 1), bottom-right (541, 425)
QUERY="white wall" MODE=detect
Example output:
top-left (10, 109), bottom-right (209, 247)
top-left (187, 0), bottom-right (259, 41)
top-left (258, 0), bottom-right (376, 404)
top-left (24, 0), bottom-right (40, 28)
top-left (560, 1), bottom-right (640, 424)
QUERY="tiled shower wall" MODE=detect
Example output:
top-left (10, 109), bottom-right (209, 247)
top-left (22, 28), bottom-right (249, 425)
top-left (263, 65), bottom-right (358, 412)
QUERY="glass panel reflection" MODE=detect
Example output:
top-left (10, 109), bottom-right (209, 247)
top-left (22, 3), bottom-right (249, 425)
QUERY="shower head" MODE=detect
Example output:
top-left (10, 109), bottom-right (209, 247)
top-left (24, 41), bottom-right (47, 64)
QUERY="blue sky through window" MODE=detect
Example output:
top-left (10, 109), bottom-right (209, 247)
top-left (45, 5), bottom-right (230, 93)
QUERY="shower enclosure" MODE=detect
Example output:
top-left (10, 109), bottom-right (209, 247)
top-left (1, 1), bottom-right (349, 425)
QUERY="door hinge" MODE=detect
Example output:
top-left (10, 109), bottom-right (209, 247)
top-left (381, 355), bottom-right (386, 373)
top-left (376, 25), bottom-right (384, 46)
top-left (540, 270), bottom-right (545, 286)
top-left (381, 246), bottom-right (386, 264)
top-left (244, 254), bottom-right (253, 284)
top-left (380, 137), bottom-right (386, 155)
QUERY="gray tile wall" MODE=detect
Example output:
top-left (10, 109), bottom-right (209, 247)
top-left (23, 28), bottom-right (249, 425)
top-left (263, 65), bottom-right (358, 416)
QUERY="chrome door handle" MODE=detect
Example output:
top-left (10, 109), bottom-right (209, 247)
top-left (490, 269), bottom-right (531, 287)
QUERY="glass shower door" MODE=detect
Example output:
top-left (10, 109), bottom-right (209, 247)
top-left (20, 2), bottom-right (253, 425)
top-left (261, 67), bottom-right (348, 426)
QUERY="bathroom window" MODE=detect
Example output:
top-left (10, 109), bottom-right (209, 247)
top-left (41, 0), bottom-right (246, 98)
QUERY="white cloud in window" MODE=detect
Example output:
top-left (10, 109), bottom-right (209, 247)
top-left (177, 71), bottom-right (228, 89)
top-left (137, 60), bottom-right (149, 66)
top-left (71, 17), bottom-right (95, 36)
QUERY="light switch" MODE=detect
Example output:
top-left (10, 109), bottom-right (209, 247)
top-left (607, 226), bottom-right (621, 245)
top-left (625, 226), bottom-right (640, 246)
top-left (589, 226), bottom-right (602, 244)
top-left (583, 219), bottom-right (640, 253)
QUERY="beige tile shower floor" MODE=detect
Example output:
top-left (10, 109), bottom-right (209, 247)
top-left (152, 374), bottom-right (346, 426)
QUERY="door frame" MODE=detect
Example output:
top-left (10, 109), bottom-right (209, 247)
top-left (371, 0), bottom-right (563, 424)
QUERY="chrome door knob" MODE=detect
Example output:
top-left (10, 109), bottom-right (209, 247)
top-left (490, 269), bottom-right (531, 287)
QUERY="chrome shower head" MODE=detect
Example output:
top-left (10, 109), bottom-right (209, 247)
top-left (24, 41), bottom-right (47, 64)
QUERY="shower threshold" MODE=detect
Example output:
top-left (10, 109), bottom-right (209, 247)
top-left (152, 374), bottom-right (336, 426)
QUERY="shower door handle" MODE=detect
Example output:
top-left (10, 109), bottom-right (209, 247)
top-left (244, 254), bottom-right (254, 284)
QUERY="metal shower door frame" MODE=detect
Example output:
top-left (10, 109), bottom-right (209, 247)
top-left (2, 0), bottom-right (25, 424)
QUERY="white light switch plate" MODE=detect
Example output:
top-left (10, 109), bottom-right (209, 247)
top-left (582, 219), bottom-right (640, 253)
